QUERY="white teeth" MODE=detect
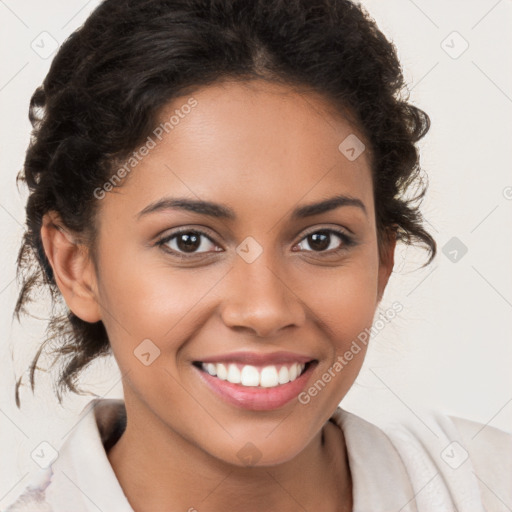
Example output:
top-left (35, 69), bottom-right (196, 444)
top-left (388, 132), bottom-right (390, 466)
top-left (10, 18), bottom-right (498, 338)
top-left (278, 366), bottom-right (290, 384)
top-left (206, 363), bottom-right (217, 376)
top-left (260, 366), bottom-right (279, 387)
top-left (216, 363), bottom-right (228, 380)
top-left (200, 362), bottom-right (306, 387)
top-left (227, 363), bottom-right (241, 384)
top-left (240, 365), bottom-right (260, 386)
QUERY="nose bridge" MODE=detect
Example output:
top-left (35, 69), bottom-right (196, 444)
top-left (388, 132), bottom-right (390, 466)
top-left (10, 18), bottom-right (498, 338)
top-left (220, 240), bottom-right (305, 337)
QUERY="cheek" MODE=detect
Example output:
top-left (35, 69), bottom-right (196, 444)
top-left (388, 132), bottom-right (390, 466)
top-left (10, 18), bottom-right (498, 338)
top-left (298, 253), bottom-right (380, 405)
top-left (300, 252), bottom-right (380, 348)
top-left (96, 261), bottom-right (214, 413)
top-left (98, 260), bottom-right (213, 347)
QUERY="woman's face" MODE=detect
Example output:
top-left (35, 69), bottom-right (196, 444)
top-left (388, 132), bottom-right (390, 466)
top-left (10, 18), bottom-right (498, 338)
top-left (79, 79), bottom-right (394, 465)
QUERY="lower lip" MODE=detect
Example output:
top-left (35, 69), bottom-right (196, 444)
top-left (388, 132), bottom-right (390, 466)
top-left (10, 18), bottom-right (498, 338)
top-left (194, 363), bottom-right (316, 411)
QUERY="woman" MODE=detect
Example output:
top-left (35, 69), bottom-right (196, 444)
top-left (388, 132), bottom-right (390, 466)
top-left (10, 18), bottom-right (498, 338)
top-left (6, 0), bottom-right (511, 510)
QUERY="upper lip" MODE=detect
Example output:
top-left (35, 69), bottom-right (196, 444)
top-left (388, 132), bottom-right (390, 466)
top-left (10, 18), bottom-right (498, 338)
top-left (195, 351), bottom-right (316, 366)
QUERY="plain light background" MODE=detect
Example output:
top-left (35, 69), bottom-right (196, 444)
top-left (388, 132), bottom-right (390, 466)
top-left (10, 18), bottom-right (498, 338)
top-left (1, 0), bottom-right (511, 506)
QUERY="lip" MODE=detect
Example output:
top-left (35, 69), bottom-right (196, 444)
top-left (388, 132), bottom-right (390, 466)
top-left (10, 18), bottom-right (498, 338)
top-left (195, 351), bottom-right (315, 366)
top-left (193, 360), bottom-right (318, 411)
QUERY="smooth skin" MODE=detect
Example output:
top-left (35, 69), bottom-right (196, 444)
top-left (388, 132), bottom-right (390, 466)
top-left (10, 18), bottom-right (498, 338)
top-left (41, 79), bottom-right (396, 511)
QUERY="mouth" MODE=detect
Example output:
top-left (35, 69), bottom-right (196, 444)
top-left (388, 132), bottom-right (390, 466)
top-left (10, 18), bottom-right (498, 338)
top-left (193, 360), bottom-right (312, 387)
top-left (192, 356), bottom-right (318, 411)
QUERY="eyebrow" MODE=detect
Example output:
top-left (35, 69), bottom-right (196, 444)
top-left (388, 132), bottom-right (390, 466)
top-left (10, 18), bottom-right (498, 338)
top-left (137, 194), bottom-right (367, 221)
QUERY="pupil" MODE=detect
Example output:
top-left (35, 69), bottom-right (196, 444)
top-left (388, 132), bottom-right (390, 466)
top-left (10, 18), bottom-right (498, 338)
top-left (175, 232), bottom-right (332, 253)
top-left (309, 232), bottom-right (329, 251)
top-left (177, 232), bottom-right (200, 252)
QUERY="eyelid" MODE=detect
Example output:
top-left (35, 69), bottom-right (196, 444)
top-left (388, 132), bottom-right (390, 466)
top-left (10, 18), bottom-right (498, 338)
top-left (155, 226), bottom-right (221, 253)
top-left (299, 225), bottom-right (352, 239)
top-left (292, 226), bottom-right (356, 254)
top-left (155, 224), bottom-right (355, 258)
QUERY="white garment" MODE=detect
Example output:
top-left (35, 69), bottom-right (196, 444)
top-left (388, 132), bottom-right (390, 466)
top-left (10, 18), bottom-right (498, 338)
top-left (4, 398), bottom-right (511, 512)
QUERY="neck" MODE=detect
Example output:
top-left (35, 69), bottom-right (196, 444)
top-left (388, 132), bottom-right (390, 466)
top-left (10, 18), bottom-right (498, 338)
top-left (107, 401), bottom-right (352, 512)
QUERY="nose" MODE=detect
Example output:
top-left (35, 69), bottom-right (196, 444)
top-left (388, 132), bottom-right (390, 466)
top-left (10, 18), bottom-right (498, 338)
top-left (219, 257), bottom-right (306, 338)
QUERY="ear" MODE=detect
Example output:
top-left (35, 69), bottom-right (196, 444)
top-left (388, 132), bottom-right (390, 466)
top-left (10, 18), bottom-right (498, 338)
top-left (40, 211), bottom-right (102, 323)
top-left (376, 226), bottom-right (396, 304)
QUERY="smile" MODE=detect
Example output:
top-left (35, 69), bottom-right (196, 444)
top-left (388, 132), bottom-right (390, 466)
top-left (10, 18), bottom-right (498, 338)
top-left (192, 355), bottom-right (317, 411)
top-left (199, 361), bottom-right (308, 387)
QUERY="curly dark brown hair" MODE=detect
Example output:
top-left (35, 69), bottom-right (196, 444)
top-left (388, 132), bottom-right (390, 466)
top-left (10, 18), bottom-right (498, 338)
top-left (13, 0), bottom-right (436, 407)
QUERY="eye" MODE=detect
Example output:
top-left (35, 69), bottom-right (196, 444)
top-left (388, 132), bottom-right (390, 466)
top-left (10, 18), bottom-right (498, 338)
top-left (294, 228), bottom-right (354, 254)
top-left (156, 226), bottom-right (355, 260)
top-left (156, 229), bottom-right (222, 257)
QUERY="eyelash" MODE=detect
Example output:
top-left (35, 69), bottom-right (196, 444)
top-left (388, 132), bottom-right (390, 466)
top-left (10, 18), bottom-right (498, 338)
top-left (155, 227), bottom-right (356, 260)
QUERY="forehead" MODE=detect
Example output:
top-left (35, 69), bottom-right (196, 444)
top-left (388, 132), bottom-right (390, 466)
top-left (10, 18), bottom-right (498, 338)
top-left (102, 79), bottom-right (374, 224)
